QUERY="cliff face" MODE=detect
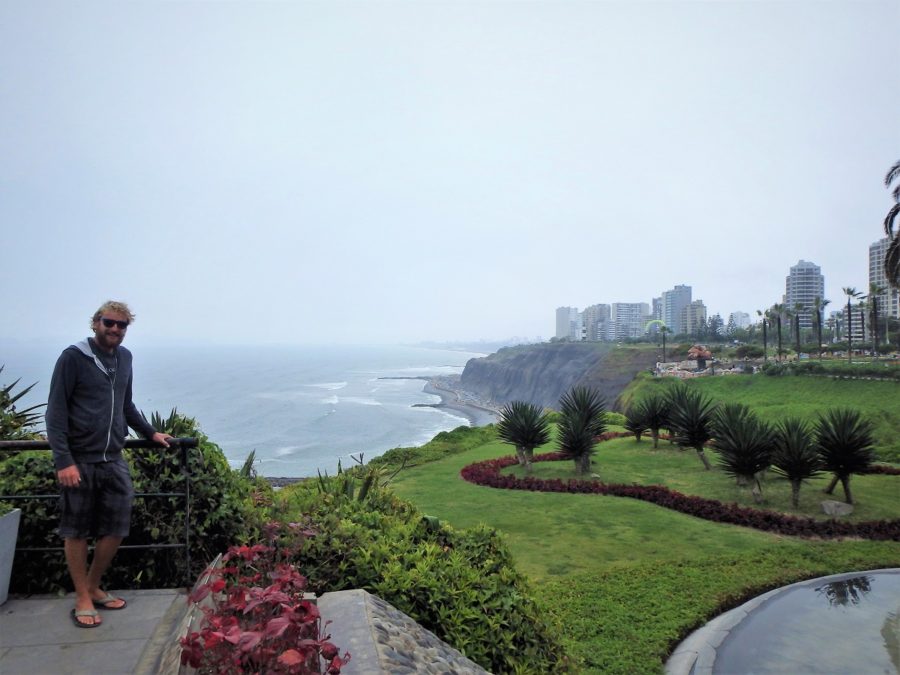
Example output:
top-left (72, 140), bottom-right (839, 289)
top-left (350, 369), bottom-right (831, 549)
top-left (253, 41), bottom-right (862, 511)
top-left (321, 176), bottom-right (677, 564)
top-left (459, 343), bottom-right (658, 410)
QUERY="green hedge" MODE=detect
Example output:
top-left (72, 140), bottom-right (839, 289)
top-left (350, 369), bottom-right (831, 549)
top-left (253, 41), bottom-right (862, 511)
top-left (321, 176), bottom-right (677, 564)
top-left (277, 480), bottom-right (570, 674)
top-left (0, 412), bottom-right (266, 593)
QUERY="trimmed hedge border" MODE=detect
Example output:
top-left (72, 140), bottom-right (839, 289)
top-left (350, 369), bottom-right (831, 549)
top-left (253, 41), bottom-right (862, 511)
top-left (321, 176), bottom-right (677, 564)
top-left (460, 433), bottom-right (900, 541)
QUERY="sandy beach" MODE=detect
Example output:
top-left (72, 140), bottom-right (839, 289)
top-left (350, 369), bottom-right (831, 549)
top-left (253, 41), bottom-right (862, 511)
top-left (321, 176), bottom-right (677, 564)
top-left (419, 380), bottom-right (499, 427)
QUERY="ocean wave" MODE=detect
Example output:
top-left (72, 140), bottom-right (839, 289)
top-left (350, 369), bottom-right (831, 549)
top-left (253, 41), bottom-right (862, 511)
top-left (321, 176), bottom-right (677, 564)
top-left (322, 395), bottom-right (339, 405)
top-left (307, 382), bottom-right (348, 390)
top-left (341, 396), bottom-right (382, 406)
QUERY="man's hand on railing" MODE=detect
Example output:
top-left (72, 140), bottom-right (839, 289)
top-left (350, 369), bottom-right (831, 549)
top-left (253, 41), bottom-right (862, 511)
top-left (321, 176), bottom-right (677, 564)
top-left (152, 432), bottom-right (174, 448)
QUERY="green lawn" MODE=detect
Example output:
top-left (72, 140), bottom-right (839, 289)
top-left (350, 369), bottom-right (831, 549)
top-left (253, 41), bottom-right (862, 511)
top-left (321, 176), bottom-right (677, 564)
top-left (389, 431), bottom-right (900, 673)
top-left (505, 435), bottom-right (900, 523)
top-left (620, 373), bottom-right (900, 462)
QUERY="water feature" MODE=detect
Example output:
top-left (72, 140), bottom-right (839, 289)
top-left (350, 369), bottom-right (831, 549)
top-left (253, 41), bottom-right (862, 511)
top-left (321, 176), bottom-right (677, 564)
top-left (713, 569), bottom-right (900, 674)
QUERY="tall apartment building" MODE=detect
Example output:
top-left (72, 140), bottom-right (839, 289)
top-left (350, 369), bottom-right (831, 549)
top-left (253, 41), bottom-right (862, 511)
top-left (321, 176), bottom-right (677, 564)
top-left (681, 300), bottom-right (707, 336)
top-left (609, 302), bottom-right (650, 340)
top-left (661, 285), bottom-right (691, 334)
top-left (869, 238), bottom-right (900, 319)
top-left (784, 260), bottom-right (825, 329)
top-left (729, 311), bottom-right (751, 330)
top-left (582, 304), bottom-right (610, 341)
top-left (555, 307), bottom-right (581, 340)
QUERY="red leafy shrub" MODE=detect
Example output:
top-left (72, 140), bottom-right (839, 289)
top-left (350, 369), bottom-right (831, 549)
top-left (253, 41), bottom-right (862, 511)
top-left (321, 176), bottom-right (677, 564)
top-left (180, 530), bottom-right (349, 674)
top-left (460, 449), bottom-right (900, 541)
top-left (861, 464), bottom-right (900, 476)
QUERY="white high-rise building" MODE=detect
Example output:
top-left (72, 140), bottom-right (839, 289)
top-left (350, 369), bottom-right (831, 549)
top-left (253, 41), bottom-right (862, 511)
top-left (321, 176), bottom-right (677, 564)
top-left (869, 238), bottom-right (900, 319)
top-left (609, 302), bottom-right (650, 340)
top-left (729, 311), bottom-right (751, 330)
top-left (784, 260), bottom-right (825, 329)
top-left (681, 300), bottom-right (707, 336)
top-left (661, 285), bottom-right (691, 334)
top-left (582, 304), bottom-right (610, 341)
top-left (555, 307), bottom-right (581, 340)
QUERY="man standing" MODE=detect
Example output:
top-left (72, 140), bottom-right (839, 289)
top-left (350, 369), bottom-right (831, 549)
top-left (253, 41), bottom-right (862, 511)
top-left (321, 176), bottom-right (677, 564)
top-left (46, 301), bottom-right (172, 628)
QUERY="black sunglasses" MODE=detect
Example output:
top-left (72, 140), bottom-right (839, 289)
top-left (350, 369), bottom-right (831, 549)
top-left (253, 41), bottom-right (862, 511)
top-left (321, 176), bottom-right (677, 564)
top-left (100, 317), bottom-right (129, 329)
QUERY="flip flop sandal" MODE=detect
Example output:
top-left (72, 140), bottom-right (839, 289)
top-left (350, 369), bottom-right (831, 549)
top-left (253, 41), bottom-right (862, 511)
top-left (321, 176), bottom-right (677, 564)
top-left (71, 608), bottom-right (101, 628)
top-left (93, 594), bottom-right (127, 610)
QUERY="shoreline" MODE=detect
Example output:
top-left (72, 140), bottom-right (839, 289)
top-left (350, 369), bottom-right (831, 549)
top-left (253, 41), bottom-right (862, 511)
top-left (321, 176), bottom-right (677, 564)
top-left (266, 377), bottom-right (497, 486)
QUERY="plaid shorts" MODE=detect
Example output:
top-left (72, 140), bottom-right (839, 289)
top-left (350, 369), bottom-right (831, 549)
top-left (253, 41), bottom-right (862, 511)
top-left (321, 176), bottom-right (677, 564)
top-left (59, 458), bottom-right (134, 539)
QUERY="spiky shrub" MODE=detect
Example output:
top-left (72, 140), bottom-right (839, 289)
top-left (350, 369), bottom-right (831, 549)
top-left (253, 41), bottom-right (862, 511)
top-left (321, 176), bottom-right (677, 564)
top-left (634, 394), bottom-right (670, 448)
top-left (0, 366), bottom-right (45, 440)
top-left (496, 401), bottom-right (551, 473)
top-left (666, 383), bottom-right (717, 470)
top-left (711, 403), bottom-right (773, 502)
top-left (623, 404), bottom-right (648, 442)
top-left (557, 387), bottom-right (607, 476)
top-left (771, 417), bottom-right (823, 508)
top-left (815, 408), bottom-right (875, 505)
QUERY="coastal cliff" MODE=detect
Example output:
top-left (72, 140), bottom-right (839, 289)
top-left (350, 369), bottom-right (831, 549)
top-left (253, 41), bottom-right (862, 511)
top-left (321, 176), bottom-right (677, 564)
top-left (458, 343), bottom-right (658, 410)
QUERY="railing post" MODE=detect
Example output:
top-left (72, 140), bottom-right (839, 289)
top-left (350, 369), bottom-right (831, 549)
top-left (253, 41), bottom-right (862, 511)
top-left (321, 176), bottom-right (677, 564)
top-left (182, 441), bottom-right (192, 587)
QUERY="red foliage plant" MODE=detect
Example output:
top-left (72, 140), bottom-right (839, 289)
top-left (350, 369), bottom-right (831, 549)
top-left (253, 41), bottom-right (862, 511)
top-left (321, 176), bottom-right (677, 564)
top-left (460, 442), bottom-right (900, 542)
top-left (180, 525), bottom-right (349, 674)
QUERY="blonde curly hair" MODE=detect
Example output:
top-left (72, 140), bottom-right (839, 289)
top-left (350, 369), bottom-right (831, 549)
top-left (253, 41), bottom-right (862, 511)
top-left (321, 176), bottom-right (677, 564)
top-left (91, 300), bottom-right (135, 327)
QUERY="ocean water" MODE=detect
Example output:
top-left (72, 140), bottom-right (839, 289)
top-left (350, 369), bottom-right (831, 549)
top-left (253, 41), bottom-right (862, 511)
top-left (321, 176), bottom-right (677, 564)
top-left (0, 342), bottom-right (485, 477)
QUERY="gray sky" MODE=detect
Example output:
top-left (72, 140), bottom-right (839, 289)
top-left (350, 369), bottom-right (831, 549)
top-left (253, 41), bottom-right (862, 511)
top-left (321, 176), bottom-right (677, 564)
top-left (2, 0), bottom-right (898, 346)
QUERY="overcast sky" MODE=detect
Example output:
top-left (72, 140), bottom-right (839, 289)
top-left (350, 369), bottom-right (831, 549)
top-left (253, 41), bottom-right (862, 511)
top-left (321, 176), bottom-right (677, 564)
top-left (2, 0), bottom-right (897, 347)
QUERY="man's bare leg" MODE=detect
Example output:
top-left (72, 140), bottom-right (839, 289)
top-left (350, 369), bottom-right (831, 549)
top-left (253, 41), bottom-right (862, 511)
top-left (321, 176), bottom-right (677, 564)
top-left (64, 537), bottom-right (100, 626)
top-left (65, 535), bottom-right (125, 625)
top-left (86, 536), bottom-right (125, 607)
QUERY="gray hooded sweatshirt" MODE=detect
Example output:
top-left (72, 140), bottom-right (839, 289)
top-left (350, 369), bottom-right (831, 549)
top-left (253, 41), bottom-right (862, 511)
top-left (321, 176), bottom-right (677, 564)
top-left (46, 339), bottom-right (158, 471)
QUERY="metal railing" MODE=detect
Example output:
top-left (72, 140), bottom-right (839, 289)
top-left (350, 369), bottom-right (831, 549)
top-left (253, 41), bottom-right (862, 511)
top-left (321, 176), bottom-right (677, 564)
top-left (0, 437), bottom-right (199, 586)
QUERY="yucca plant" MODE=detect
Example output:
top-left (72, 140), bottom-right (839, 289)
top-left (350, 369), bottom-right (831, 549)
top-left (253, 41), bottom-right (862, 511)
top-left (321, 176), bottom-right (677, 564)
top-left (711, 403), bottom-right (773, 502)
top-left (496, 400), bottom-right (551, 474)
top-left (634, 393), bottom-right (670, 448)
top-left (666, 383), bottom-right (717, 470)
top-left (0, 365), bottom-right (45, 440)
top-left (771, 417), bottom-right (823, 508)
top-left (815, 408), bottom-right (875, 504)
top-left (557, 387), bottom-right (607, 476)
top-left (623, 404), bottom-right (648, 442)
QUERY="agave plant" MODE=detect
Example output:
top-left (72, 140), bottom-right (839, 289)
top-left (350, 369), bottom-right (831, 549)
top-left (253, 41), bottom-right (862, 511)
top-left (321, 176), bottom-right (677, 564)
top-left (557, 387), bottom-right (607, 476)
top-left (634, 393), bottom-right (670, 448)
top-left (711, 403), bottom-right (773, 502)
top-left (771, 417), bottom-right (822, 508)
top-left (623, 404), bottom-right (648, 442)
top-left (666, 383), bottom-right (717, 470)
top-left (0, 365), bottom-right (45, 440)
top-left (815, 408), bottom-right (875, 505)
top-left (496, 400), bottom-right (551, 474)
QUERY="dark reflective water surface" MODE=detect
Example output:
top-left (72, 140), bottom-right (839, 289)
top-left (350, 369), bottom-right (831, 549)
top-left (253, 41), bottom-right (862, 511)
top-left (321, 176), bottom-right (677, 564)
top-left (714, 571), bottom-right (900, 674)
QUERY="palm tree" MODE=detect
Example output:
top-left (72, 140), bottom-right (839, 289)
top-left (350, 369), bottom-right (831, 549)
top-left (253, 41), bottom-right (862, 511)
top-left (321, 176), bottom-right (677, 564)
top-left (792, 302), bottom-right (804, 355)
top-left (496, 400), bottom-right (551, 474)
top-left (624, 404), bottom-right (648, 442)
top-left (710, 403), bottom-right (773, 502)
top-left (660, 325), bottom-right (670, 362)
top-left (868, 283), bottom-right (885, 356)
top-left (756, 309), bottom-right (768, 363)
top-left (635, 393), bottom-right (670, 449)
top-left (842, 287), bottom-right (862, 363)
top-left (812, 297), bottom-right (829, 360)
top-left (666, 383), bottom-right (717, 470)
top-left (884, 160), bottom-right (900, 289)
top-left (816, 408), bottom-right (875, 505)
top-left (557, 387), bottom-right (607, 476)
top-left (770, 303), bottom-right (786, 361)
top-left (771, 417), bottom-right (823, 508)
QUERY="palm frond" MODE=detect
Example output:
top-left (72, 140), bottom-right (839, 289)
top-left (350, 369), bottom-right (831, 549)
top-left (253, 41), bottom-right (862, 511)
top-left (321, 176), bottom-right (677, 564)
top-left (815, 408), bottom-right (875, 476)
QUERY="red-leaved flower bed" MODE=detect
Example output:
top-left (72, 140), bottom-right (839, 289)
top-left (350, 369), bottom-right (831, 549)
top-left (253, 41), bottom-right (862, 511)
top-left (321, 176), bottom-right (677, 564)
top-left (460, 446), bottom-right (900, 541)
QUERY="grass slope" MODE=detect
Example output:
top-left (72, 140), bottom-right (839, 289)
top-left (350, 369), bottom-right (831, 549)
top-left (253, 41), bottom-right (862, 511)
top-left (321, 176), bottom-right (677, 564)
top-left (388, 429), bottom-right (900, 673)
top-left (619, 373), bottom-right (900, 462)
